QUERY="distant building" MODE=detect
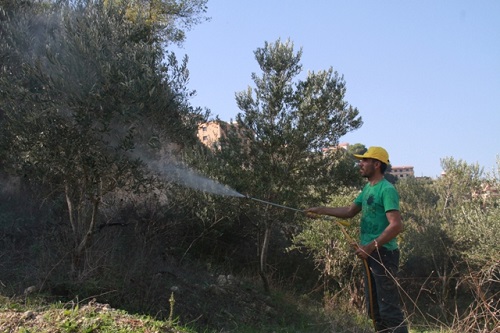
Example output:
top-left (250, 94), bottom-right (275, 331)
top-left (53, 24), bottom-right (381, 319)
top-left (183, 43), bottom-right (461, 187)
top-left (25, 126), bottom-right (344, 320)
top-left (197, 121), bottom-right (229, 149)
top-left (322, 142), bottom-right (350, 154)
top-left (197, 121), bottom-right (251, 150)
top-left (389, 166), bottom-right (415, 179)
top-left (338, 142), bottom-right (349, 150)
top-left (473, 181), bottom-right (500, 207)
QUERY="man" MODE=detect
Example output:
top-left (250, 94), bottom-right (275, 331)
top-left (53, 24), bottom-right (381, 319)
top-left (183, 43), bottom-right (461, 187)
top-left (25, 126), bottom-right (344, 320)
top-left (306, 146), bottom-right (408, 333)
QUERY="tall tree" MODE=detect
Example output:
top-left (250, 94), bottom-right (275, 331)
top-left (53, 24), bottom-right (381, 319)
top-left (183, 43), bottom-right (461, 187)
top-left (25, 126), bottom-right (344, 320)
top-left (0, 1), bottom-right (205, 277)
top-left (214, 39), bottom-right (362, 292)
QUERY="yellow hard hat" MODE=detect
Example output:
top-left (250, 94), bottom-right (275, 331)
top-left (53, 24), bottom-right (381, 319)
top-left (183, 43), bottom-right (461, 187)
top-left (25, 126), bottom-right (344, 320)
top-left (353, 146), bottom-right (389, 164)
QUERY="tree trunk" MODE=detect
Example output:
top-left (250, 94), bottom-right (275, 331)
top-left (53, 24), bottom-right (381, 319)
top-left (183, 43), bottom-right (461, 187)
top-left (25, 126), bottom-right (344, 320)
top-left (66, 179), bottom-right (101, 278)
top-left (259, 219), bottom-right (271, 294)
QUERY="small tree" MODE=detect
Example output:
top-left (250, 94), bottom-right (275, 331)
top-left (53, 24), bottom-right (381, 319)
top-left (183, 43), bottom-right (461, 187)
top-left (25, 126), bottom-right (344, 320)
top-left (398, 157), bottom-right (499, 330)
top-left (213, 39), bottom-right (362, 292)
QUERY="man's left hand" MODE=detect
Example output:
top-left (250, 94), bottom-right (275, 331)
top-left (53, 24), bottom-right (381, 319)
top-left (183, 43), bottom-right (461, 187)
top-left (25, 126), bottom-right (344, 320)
top-left (355, 242), bottom-right (377, 260)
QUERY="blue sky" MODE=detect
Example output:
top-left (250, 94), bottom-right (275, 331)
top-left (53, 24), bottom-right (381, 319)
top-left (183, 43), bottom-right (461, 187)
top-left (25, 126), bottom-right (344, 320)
top-left (173, 1), bottom-right (500, 178)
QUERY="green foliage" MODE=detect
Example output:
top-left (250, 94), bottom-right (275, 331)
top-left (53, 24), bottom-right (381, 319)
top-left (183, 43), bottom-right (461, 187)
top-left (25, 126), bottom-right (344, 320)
top-left (398, 157), bottom-right (496, 273)
top-left (0, 0), bottom-right (205, 278)
top-left (105, 0), bottom-right (209, 45)
top-left (397, 176), bottom-right (441, 271)
top-left (433, 157), bottom-right (496, 268)
top-left (396, 158), bottom-right (499, 331)
top-left (291, 187), bottom-right (365, 308)
top-left (347, 143), bottom-right (367, 155)
top-left (437, 157), bottom-right (483, 212)
top-left (221, 38), bottom-right (362, 208)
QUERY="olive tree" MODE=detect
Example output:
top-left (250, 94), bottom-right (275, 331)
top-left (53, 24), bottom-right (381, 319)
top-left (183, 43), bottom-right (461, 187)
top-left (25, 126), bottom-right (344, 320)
top-left (213, 39), bottom-right (362, 292)
top-left (0, 1), bottom-right (204, 277)
top-left (397, 157), bottom-right (498, 330)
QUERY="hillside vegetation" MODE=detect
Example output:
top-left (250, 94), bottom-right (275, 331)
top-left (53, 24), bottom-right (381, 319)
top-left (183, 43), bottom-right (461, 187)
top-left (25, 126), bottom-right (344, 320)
top-left (0, 1), bottom-right (498, 332)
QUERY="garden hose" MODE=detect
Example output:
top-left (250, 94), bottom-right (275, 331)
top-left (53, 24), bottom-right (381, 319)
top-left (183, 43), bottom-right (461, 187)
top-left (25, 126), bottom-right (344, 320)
top-left (334, 219), bottom-right (376, 330)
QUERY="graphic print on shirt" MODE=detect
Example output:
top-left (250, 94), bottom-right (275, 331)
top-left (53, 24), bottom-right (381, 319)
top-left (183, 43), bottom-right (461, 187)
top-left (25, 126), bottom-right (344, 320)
top-left (362, 190), bottom-right (383, 235)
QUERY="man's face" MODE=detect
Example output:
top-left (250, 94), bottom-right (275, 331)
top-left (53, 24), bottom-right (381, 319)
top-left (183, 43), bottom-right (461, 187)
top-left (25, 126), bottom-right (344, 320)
top-left (359, 158), bottom-right (378, 178)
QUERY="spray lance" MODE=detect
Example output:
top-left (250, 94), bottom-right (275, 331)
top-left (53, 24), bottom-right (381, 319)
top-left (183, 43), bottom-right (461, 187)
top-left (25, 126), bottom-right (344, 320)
top-left (243, 194), bottom-right (303, 213)
top-left (241, 193), bottom-right (352, 227)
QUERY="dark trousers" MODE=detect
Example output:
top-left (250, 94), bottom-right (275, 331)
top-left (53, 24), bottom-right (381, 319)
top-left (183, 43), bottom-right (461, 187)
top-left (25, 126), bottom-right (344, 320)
top-left (364, 248), bottom-right (408, 333)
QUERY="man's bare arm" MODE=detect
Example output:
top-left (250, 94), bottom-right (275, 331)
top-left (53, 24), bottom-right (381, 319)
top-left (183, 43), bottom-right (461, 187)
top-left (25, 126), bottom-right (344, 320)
top-left (373, 210), bottom-right (403, 247)
top-left (306, 204), bottom-right (361, 219)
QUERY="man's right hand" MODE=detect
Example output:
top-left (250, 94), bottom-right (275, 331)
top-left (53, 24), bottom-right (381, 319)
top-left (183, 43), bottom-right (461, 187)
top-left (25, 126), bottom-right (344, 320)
top-left (305, 208), bottom-right (322, 219)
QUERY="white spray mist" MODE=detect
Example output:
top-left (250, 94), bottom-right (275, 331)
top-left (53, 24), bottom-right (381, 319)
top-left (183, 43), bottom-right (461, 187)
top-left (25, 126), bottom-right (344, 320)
top-left (131, 146), bottom-right (244, 198)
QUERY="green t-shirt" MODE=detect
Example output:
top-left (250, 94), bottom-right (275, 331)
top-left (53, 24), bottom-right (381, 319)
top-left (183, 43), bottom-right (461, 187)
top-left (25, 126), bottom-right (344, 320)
top-left (354, 178), bottom-right (400, 250)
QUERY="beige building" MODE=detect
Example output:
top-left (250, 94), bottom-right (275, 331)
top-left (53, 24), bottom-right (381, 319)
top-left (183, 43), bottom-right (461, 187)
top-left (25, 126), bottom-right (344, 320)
top-left (197, 121), bottom-right (229, 149)
top-left (390, 166), bottom-right (415, 179)
top-left (322, 142), bottom-right (350, 154)
top-left (198, 121), bottom-right (251, 150)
